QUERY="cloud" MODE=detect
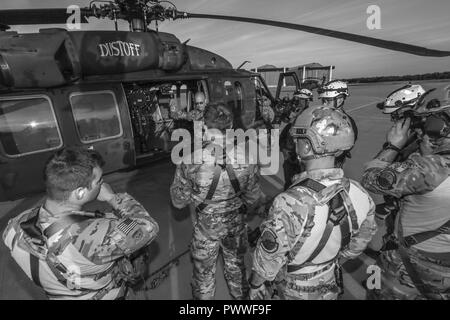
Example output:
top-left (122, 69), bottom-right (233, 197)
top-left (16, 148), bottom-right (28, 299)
top-left (2, 0), bottom-right (449, 77)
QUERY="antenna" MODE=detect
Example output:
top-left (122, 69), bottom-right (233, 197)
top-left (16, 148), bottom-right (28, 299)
top-left (237, 60), bottom-right (251, 69)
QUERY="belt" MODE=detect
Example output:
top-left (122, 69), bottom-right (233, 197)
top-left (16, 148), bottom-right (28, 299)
top-left (197, 193), bottom-right (243, 205)
top-left (286, 262), bottom-right (335, 281)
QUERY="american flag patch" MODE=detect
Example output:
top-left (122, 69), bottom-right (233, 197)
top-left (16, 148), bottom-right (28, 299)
top-left (117, 218), bottom-right (139, 236)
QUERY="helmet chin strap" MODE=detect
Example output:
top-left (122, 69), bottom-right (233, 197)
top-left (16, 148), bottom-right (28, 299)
top-left (335, 96), bottom-right (345, 109)
top-left (298, 153), bottom-right (333, 161)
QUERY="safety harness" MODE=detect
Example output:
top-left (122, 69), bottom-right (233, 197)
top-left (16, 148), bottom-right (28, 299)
top-left (19, 207), bottom-right (125, 300)
top-left (285, 178), bottom-right (358, 274)
top-left (397, 216), bottom-right (450, 299)
top-left (195, 143), bottom-right (242, 212)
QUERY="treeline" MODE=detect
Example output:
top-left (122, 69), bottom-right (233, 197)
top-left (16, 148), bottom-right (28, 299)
top-left (345, 71), bottom-right (450, 84)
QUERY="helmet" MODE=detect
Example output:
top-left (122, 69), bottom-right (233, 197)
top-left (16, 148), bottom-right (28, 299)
top-left (294, 88), bottom-right (313, 101)
top-left (414, 97), bottom-right (450, 139)
top-left (383, 84), bottom-right (426, 114)
top-left (290, 105), bottom-right (354, 156)
top-left (318, 80), bottom-right (349, 99)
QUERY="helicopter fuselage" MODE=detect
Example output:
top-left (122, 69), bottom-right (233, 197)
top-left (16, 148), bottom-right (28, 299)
top-left (0, 29), bottom-right (275, 201)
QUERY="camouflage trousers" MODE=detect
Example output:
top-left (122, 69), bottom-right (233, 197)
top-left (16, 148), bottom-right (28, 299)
top-left (274, 262), bottom-right (340, 300)
top-left (367, 248), bottom-right (450, 300)
top-left (191, 210), bottom-right (249, 300)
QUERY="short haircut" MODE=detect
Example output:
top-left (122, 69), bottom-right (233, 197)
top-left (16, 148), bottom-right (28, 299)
top-left (204, 103), bottom-right (233, 132)
top-left (194, 92), bottom-right (206, 102)
top-left (44, 147), bottom-right (105, 201)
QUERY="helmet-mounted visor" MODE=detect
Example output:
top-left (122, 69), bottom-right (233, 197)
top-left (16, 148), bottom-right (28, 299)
top-left (423, 113), bottom-right (450, 138)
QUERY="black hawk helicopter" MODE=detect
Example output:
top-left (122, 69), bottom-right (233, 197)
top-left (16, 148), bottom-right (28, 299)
top-left (0, 0), bottom-right (449, 201)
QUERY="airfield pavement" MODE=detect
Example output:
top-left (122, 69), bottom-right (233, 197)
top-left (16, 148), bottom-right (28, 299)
top-left (0, 80), bottom-right (449, 300)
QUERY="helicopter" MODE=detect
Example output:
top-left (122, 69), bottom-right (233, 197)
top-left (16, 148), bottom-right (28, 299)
top-left (0, 0), bottom-right (449, 201)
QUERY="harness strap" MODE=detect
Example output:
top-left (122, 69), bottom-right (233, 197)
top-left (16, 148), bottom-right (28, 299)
top-left (225, 164), bottom-right (241, 195)
top-left (30, 254), bottom-right (41, 287)
top-left (286, 179), bottom-right (325, 263)
top-left (196, 165), bottom-right (222, 212)
top-left (402, 219), bottom-right (450, 248)
top-left (397, 214), bottom-right (436, 299)
top-left (290, 178), bottom-right (326, 193)
top-left (397, 245), bottom-right (435, 299)
top-left (19, 207), bottom-right (116, 298)
top-left (196, 146), bottom-right (242, 212)
top-left (20, 207), bottom-right (44, 245)
top-left (43, 214), bottom-right (93, 239)
top-left (286, 178), bottom-right (352, 273)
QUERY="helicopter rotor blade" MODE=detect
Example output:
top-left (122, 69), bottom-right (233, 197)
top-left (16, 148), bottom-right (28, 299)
top-left (0, 9), bottom-right (91, 26)
top-left (182, 13), bottom-right (450, 57)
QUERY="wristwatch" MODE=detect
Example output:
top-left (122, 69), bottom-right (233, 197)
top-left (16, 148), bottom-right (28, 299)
top-left (382, 142), bottom-right (401, 153)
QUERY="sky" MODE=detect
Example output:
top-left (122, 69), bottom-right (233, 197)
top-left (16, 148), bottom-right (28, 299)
top-left (2, 0), bottom-right (450, 78)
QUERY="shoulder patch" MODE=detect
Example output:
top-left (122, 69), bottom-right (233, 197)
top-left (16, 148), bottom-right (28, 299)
top-left (117, 218), bottom-right (139, 236)
top-left (377, 169), bottom-right (397, 190)
top-left (260, 229), bottom-right (279, 254)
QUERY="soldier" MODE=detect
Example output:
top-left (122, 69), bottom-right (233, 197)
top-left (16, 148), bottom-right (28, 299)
top-left (2, 148), bottom-right (159, 300)
top-left (362, 99), bottom-right (450, 300)
top-left (370, 84), bottom-right (427, 255)
top-left (318, 80), bottom-right (358, 167)
top-left (171, 91), bottom-right (207, 122)
top-left (249, 105), bottom-right (377, 300)
top-left (280, 88), bottom-right (313, 190)
top-left (170, 103), bottom-right (267, 300)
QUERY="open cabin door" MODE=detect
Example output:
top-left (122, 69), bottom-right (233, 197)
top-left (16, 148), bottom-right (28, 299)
top-left (275, 72), bottom-right (301, 100)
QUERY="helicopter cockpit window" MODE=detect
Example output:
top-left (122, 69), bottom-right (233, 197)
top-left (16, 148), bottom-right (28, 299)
top-left (0, 96), bottom-right (62, 157)
top-left (224, 81), bottom-right (233, 96)
top-left (70, 91), bottom-right (122, 143)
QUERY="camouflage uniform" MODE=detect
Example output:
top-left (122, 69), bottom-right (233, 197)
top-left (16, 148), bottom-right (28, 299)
top-left (170, 98), bottom-right (204, 122)
top-left (362, 145), bottom-right (450, 299)
top-left (170, 140), bottom-right (266, 300)
top-left (2, 193), bottom-right (159, 300)
top-left (252, 168), bottom-right (377, 300)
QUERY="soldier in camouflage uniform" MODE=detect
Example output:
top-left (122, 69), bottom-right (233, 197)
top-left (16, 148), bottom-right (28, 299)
top-left (170, 91), bottom-right (207, 122)
top-left (362, 100), bottom-right (450, 300)
top-left (318, 80), bottom-right (358, 168)
top-left (249, 105), bottom-right (377, 300)
top-left (170, 103), bottom-right (267, 300)
top-left (280, 88), bottom-right (313, 190)
top-left (2, 148), bottom-right (159, 300)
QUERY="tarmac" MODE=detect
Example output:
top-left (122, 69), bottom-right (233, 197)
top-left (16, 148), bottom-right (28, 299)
top-left (0, 79), bottom-right (449, 300)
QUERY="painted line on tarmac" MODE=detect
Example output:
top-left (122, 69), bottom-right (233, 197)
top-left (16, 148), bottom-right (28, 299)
top-left (352, 116), bottom-right (387, 121)
top-left (342, 254), bottom-right (374, 300)
top-left (347, 101), bottom-right (380, 113)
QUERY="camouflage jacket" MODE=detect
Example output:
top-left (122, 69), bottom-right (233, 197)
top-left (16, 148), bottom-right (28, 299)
top-left (2, 193), bottom-right (159, 299)
top-left (362, 149), bottom-right (450, 198)
top-left (362, 145), bottom-right (450, 252)
top-left (252, 168), bottom-right (377, 281)
top-left (170, 99), bottom-right (204, 122)
top-left (170, 137), bottom-right (267, 232)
